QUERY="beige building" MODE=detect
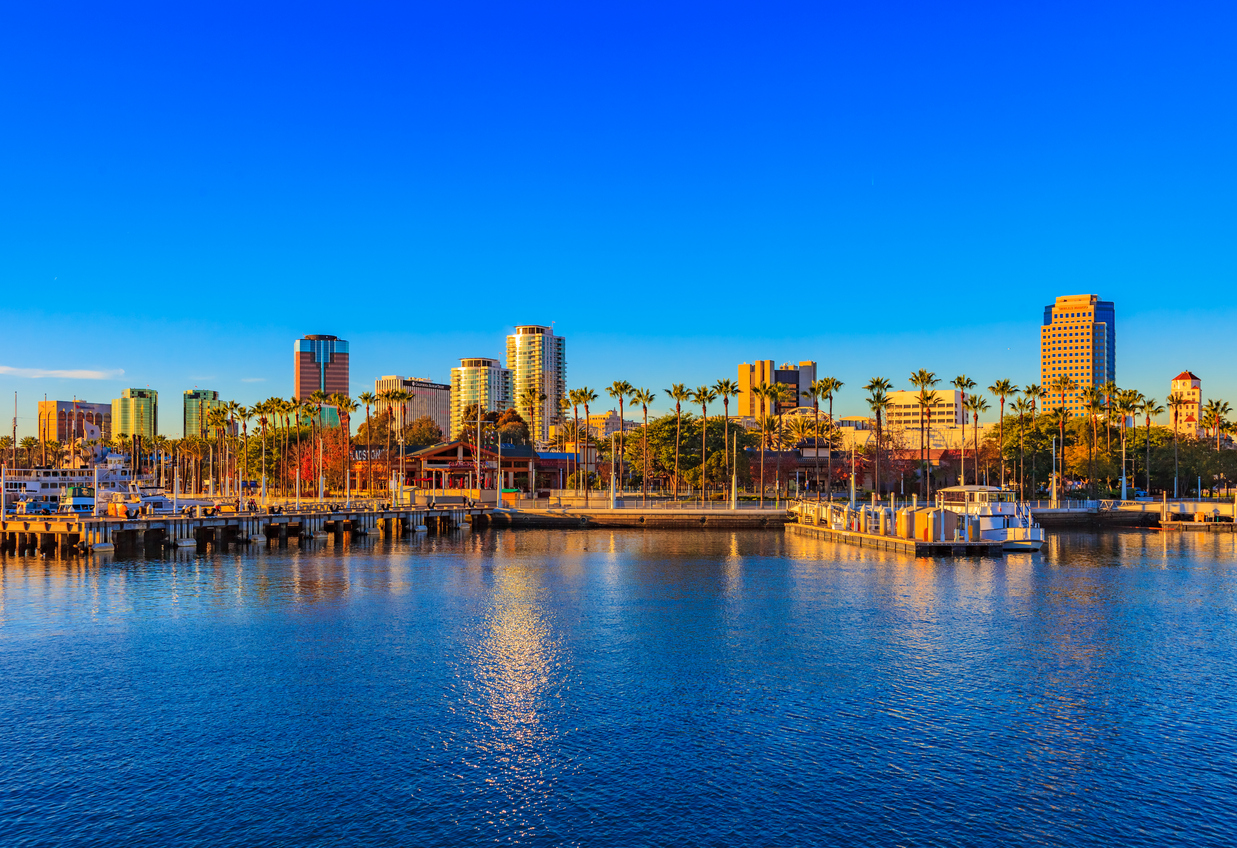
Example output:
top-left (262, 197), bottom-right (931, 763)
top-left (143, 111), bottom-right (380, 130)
top-left (1039, 294), bottom-right (1116, 412)
top-left (449, 358), bottom-right (512, 440)
top-left (885, 389), bottom-right (964, 431)
top-left (507, 325), bottom-right (567, 444)
top-left (375, 376), bottom-right (451, 438)
top-left (737, 360), bottom-right (817, 416)
top-left (38, 400), bottom-right (112, 443)
top-left (1171, 371), bottom-right (1202, 437)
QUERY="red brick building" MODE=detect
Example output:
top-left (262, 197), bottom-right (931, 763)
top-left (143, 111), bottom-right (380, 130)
top-left (294, 334), bottom-right (349, 400)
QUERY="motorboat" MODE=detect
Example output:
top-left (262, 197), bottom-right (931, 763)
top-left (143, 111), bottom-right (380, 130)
top-left (58, 486), bottom-right (97, 516)
top-left (935, 485), bottom-right (1045, 551)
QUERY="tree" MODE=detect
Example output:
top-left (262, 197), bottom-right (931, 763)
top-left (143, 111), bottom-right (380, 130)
top-left (1023, 384), bottom-right (1043, 495)
top-left (1083, 386), bottom-right (1105, 496)
top-left (1203, 399), bottom-right (1232, 452)
top-left (988, 379), bottom-right (1018, 488)
top-left (518, 386), bottom-right (547, 447)
top-left (1048, 376), bottom-right (1075, 494)
top-left (578, 388), bottom-right (598, 507)
top-left (1011, 397), bottom-right (1032, 497)
top-left (951, 375), bottom-right (976, 485)
top-left (801, 379), bottom-right (832, 502)
top-left (399, 415), bottom-right (441, 447)
top-left (909, 370), bottom-right (938, 498)
top-left (865, 377), bottom-right (893, 497)
top-left (817, 377), bottom-right (843, 500)
top-left (567, 389), bottom-right (583, 491)
top-left (965, 395), bottom-right (989, 484)
top-left (1116, 389), bottom-right (1142, 495)
top-left (665, 383), bottom-right (691, 500)
top-left (631, 388), bottom-right (656, 505)
top-left (713, 378), bottom-right (741, 483)
top-left (358, 391), bottom-right (376, 493)
top-left (1141, 397), bottom-right (1164, 493)
top-left (607, 381), bottom-right (634, 488)
top-left (693, 386), bottom-right (717, 498)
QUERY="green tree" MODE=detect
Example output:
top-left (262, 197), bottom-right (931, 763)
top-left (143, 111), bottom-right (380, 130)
top-left (665, 383), bottom-right (691, 500)
top-left (909, 370), bottom-right (938, 498)
top-left (988, 378), bottom-right (1018, 488)
top-left (865, 377), bottom-right (893, 497)
top-left (607, 381), bottom-right (634, 488)
top-left (632, 388), bottom-right (656, 505)
top-left (713, 377), bottom-right (742, 483)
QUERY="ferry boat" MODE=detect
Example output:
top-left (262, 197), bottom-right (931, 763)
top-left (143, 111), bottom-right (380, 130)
top-left (935, 485), bottom-right (1045, 551)
top-left (2, 456), bottom-right (144, 511)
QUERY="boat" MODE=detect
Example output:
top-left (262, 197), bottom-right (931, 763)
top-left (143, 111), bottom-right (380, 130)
top-left (935, 485), bottom-right (1045, 551)
top-left (58, 486), bottom-right (97, 516)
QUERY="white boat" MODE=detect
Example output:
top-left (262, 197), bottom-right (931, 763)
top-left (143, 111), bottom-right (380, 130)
top-left (935, 485), bottom-right (1045, 551)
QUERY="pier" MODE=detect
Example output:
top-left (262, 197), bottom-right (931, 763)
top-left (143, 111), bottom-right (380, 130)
top-left (0, 505), bottom-right (477, 557)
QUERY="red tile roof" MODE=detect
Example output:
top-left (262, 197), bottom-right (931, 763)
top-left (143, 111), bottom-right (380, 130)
top-left (1174, 371), bottom-right (1200, 381)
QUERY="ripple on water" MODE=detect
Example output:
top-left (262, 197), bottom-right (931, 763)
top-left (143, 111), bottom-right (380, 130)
top-left (0, 528), bottom-right (1235, 846)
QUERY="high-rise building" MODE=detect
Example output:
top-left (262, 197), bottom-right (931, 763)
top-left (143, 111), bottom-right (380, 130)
top-left (450, 358), bottom-right (512, 441)
top-left (1170, 371), bottom-right (1202, 437)
top-left (112, 389), bottom-right (158, 440)
top-left (374, 376), bottom-right (451, 439)
top-left (294, 334), bottom-right (350, 400)
top-left (506, 325), bottom-right (566, 444)
top-left (737, 360), bottom-right (817, 416)
top-left (1039, 294), bottom-right (1116, 412)
top-left (184, 389), bottom-right (226, 439)
top-left (38, 400), bottom-right (112, 443)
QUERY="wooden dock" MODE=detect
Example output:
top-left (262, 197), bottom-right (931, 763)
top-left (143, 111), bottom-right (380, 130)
top-left (0, 506), bottom-right (477, 557)
top-left (786, 521), bottom-right (1005, 556)
top-left (482, 507), bottom-right (790, 529)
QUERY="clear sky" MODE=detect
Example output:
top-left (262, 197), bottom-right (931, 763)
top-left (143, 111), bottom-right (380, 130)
top-left (2, 1), bottom-right (1234, 437)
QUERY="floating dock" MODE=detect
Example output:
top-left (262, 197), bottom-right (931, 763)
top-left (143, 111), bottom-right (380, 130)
top-left (481, 507), bottom-right (790, 529)
top-left (0, 506), bottom-right (476, 557)
top-left (786, 521), bottom-right (1005, 556)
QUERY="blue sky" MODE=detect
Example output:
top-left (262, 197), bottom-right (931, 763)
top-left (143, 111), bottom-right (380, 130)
top-left (2, 1), bottom-right (1234, 436)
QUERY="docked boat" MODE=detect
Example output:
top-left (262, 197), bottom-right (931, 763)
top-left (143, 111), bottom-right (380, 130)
top-left (58, 485), bottom-right (97, 516)
top-left (935, 485), bottom-right (1045, 551)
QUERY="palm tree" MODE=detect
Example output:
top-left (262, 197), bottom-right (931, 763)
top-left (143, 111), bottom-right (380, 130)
top-left (769, 383), bottom-right (796, 502)
top-left (18, 436), bottom-right (38, 468)
top-left (206, 407), bottom-right (229, 495)
top-left (357, 391), bottom-right (376, 493)
top-left (1141, 397), bottom-right (1163, 494)
top-left (757, 414), bottom-right (781, 507)
top-left (333, 394), bottom-right (358, 497)
top-left (1115, 389), bottom-right (1142, 495)
top-left (1048, 376), bottom-right (1075, 494)
top-left (1083, 386), bottom-right (1105, 497)
top-left (693, 386), bottom-right (717, 499)
top-left (909, 370), bottom-right (938, 498)
top-left (567, 389), bottom-right (584, 493)
top-left (1023, 384), bottom-right (1043, 495)
top-left (519, 386), bottom-right (548, 449)
top-left (951, 375), bottom-right (976, 485)
top-left (801, 379), bottom-right (830, 501)
top-left (1101, 379), bottom-right (1119, 457)
top-left (1166, 392), bottom-right (1185, 498)
top-left (965, 395), bottom-right (989, 484)
top-left (864, 377), bottom-right (893, 497)
top-left (750, 384), bottom-right (773, 505)
top-left (579, 388), bottom-right (598, 506)
top-left (817, 377), bottom-right (842, 501)
top-left (665, 383), bottom-right (691, 501)
top-left (1204, 399), bottom-right (1232, 452)
top-left (713, 378), bottom-right (741, 483)
top-left (386, 389), bottom-right (411, 493)
top-left (607, 381), bottom-right (634, 489)
top-left (631, 388), bottom-right (656, 506)
top-left (988, 379), bottom-right (1018, 489)
top-left (236, 405), bottom-right (253, 489)
top-left (1011, 397), bottom-right (1032, 497)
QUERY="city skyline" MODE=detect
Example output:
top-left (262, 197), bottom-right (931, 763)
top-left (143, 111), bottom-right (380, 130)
top-left (0, 310), bottom-right (1226, 440)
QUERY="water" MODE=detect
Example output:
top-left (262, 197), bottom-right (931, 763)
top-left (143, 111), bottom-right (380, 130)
top-left (2, 529), bottom-right (1235, 846)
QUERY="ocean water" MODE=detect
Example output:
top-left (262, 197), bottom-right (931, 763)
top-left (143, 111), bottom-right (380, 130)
top-left (1, 529), bottom-right (1235, 846)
